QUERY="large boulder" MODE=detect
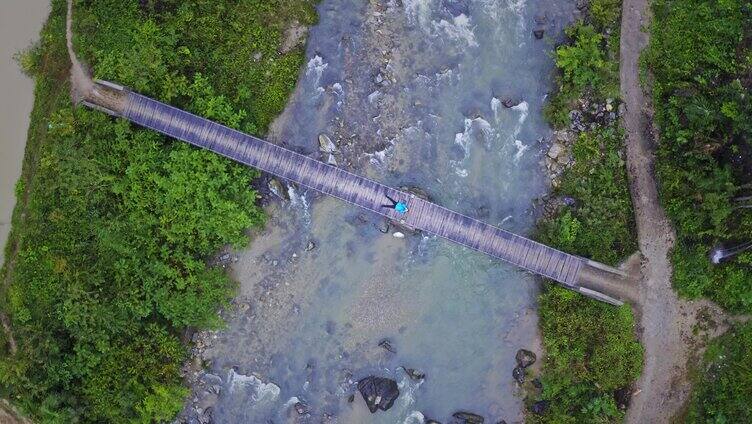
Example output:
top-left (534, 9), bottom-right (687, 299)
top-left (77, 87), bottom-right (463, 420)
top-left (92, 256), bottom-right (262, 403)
top-left (451, 411), bottom-right (484, 423)
top-left (357, 376), bottom-right (400, 413)
top-left (515, 349), bottom-right (537, 368)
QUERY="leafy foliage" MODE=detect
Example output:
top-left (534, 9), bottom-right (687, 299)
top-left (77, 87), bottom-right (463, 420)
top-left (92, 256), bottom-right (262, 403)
top-left (556, 24), bottom-right (608, 91)
top-left (544, 7), bottom-right (621, 127)
top-left (0, 0), bottom-right (316, 422)
top-left (646, 0), bottom-right (752, 312)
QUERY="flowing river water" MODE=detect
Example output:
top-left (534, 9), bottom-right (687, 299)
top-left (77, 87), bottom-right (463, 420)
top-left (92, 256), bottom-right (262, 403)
top-left (0, 0), bottom-right (50, 265)
top-left (188, 0), bottom-right (578, 423)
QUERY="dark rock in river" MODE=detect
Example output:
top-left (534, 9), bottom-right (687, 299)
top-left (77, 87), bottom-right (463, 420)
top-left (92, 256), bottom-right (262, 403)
top-left (533, 29), bottom-right (545, 39)
top-left (443, 0), bottom-right (470, 17)
top-left (426, 420), bottom-right (443, 424)
top-left (614, 387), bottom-right (632, 410)
top-left (512, 366), bottom-right (526, 384)
top-left (515, 348), bottom-right (537, 368)
top-left (294, 401), bottom-right (310, 415)
top-left (378, 338), bottom-right (396, 353)
top-left (501, 97), bottom-right (522, 108)
top-left (403, 367), bottom-right (425, 380)
top-left (452, 411), bottom-right (485, 423)
top-left (530, 400), bottom-right (550, 415)
top-left (357, 376), bottom-right (400, 413)
top-left (268, 178), bottom-right (289, 201)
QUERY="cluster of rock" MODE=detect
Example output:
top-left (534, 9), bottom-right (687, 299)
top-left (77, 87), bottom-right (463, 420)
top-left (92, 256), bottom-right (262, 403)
top-left (543, 98), bottom-right (623, 188)
top-left (544, 129), bottom-right (577, 189)
top-left (509, 349), bottom-right (551, 416)
top-left (179, 330), bottom-right (223, 423)
top-left (570, 97), bottom-right (621, 132)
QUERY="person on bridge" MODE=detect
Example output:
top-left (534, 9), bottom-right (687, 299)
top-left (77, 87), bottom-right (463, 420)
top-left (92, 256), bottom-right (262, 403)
top-left (381, 194), bottom-right (409, 214)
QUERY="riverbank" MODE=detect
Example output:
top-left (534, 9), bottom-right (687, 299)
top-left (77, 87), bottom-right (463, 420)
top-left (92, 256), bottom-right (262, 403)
top-left (0, 1), bottom-right (315, 421)
top-left (528, 0), bottom-right (644, 421)
top-left (0, 1), bottom-right (49, 267)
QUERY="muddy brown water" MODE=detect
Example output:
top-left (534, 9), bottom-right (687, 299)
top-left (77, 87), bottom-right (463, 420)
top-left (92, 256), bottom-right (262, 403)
top-left (0, 0), bottom-right (50, 265)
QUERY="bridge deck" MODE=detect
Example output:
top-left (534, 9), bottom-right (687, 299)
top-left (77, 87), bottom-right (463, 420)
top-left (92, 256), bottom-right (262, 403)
top-left (122, 91), bottom-right (585, 287)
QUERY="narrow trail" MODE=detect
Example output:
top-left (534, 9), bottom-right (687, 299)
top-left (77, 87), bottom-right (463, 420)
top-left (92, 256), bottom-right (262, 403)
top-left (619, 0), bottom-right (730, 422)
top-left (66, 0), bottom-right (92, 103)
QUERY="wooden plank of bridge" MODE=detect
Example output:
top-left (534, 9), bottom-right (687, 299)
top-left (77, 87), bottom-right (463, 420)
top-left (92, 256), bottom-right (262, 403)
top-left (122, 92), bottom-right (585, 288)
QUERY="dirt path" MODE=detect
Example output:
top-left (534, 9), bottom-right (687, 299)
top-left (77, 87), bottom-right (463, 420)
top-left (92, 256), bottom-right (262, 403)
top-left (619, 0), bottom-right (731, 422)
top-left (66, 0), bottom-right (92, 103)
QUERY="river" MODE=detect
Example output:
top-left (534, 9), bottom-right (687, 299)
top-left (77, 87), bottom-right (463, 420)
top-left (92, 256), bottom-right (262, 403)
top-left (186, 0), bottom-right (577, 423)
top-left (0, 0), bottom-right (50, 265)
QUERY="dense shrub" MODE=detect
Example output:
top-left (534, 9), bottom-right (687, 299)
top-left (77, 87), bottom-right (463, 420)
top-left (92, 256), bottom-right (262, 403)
top-left (0, 0), bottom-right (316, 422)
top-left (646, 0), bottom-right (752, 311)
top-left (645, 0), bottom-right (751, 420)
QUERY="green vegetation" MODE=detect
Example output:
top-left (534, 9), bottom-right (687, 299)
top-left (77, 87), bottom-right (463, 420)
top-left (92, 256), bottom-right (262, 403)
top-left (0, 0), bottom-right (316, 422)
top-left (531, 0), bottom-right (643, 422)
top-left (685, 322), bottom-right (752, 423)
top-left (646, 0), bottom-right (752, 313)
top-left (644, 0), bottom-right (752, 420)
top-left (538, 126), bottom-right (635, 266)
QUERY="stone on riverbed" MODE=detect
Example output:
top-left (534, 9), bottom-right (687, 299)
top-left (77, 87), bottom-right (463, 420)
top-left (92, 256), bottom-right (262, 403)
top-left (268, 178), bottom-right (289, 201)
top-left (547, 143), bottom-right (565, 160)
top-left (357, 376), bottom-right (400, 413)
top-left (443, 0), bottom-right (470, 17)
top-left (501, 97), bottom-right (522, 108)
top-left (378, 338), bottom-right (396, 353)
top-left (403, 367), bottom-right (425, 381)
top-left (318, 133), bottom-right (337, 153)
top-left (512, 366), bottom-right (526, 384)
top-left (515, 348), bottom-right (537, 368)
top-left (294, 401), bottom-right (311, 415)
top-left (533, 29), bottom-right (545, 39)
top-left (451, 411), bottom-right (485, 423)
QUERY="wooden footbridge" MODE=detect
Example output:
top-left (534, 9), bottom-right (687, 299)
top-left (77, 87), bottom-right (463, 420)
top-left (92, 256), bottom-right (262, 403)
top-left (81, 80), bottom-right (636, 305)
